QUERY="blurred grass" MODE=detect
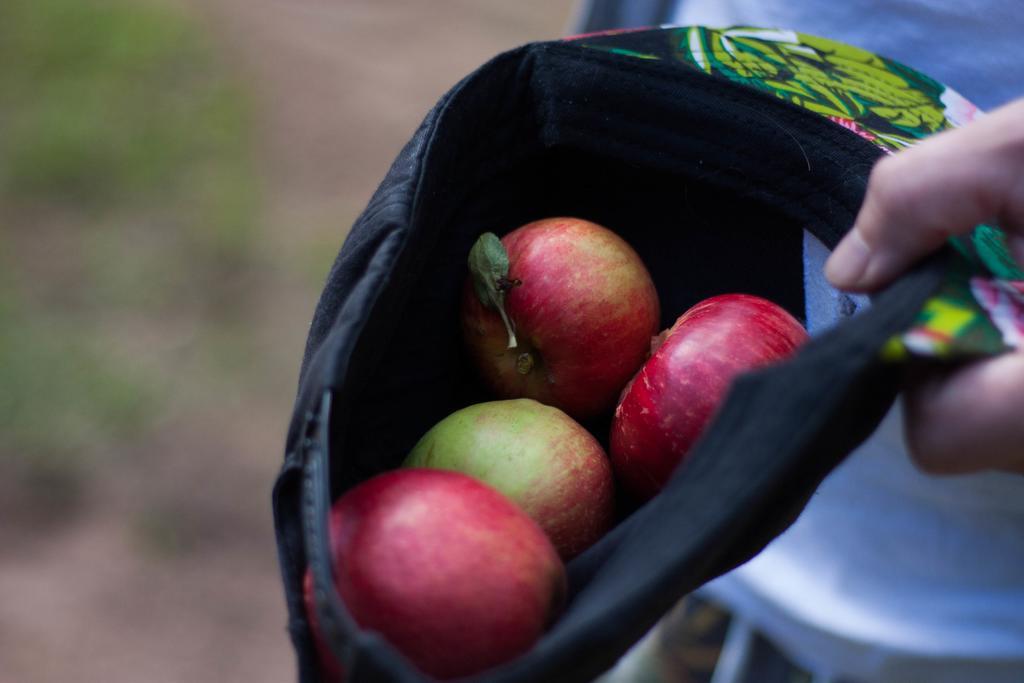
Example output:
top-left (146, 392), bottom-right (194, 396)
top-left (0, 282), bottom-right (153, 499)
top-left (0, 0), bottom-right (260, 499)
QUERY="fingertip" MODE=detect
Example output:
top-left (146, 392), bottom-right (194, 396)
top-left (825, 228), bottom-right (871, 290)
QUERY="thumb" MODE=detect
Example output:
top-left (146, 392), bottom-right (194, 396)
top-left (826, 98), bottom-right (1024, 292)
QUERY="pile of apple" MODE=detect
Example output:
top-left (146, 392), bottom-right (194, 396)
top-left (305, 218), bottom-right (808, 680)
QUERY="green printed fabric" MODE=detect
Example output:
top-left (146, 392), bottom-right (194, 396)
top-left (572, 27), bottom-right (1022, 359)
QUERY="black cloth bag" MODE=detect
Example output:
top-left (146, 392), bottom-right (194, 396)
top-left (273, 34), bottom-right (947, 683)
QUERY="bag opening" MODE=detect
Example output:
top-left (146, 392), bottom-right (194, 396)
top-left (278, 39), bottom-right (942, 683)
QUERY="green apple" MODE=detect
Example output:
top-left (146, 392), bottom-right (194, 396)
top-left (405, 399), bottom-right (614, 559)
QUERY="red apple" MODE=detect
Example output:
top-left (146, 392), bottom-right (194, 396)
top-left (610, 294), bottom-right (808, 501)
top-left (461, 217), bottom-right (660, 421)
top-left (303, 469), bottom-right (566, 680)
top-left (404, 399), bottom-right (614, 559)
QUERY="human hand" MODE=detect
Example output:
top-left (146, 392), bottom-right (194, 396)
top-left (825, 97), bottom-right (1024, 475)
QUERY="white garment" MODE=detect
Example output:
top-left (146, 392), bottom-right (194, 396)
top-left (670, 0), bottom-right (1024, 111)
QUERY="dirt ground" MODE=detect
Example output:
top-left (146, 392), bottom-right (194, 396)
top-left (0, 2), bottom-right (573, 682)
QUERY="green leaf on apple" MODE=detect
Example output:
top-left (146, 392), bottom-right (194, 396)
top-left (468, 232), bottom-right (520, 349)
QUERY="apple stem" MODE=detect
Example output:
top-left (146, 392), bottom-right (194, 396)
top-left (468, 233), bottom-right (521, 349)
top-left (496, 302), bottom-right (518, 349)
